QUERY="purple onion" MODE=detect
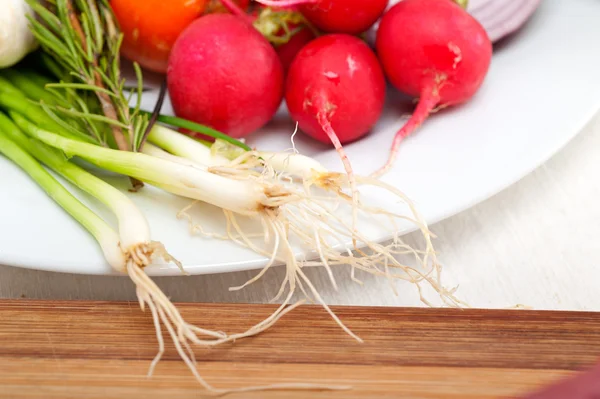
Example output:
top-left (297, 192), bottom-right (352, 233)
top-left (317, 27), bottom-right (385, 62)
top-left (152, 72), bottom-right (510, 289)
top-left (467, 0), bottom-right (543, 42)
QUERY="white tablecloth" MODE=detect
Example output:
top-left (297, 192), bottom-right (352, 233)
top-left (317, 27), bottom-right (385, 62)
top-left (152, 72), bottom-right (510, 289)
top-left (1, 111), bottom-right (599, 311)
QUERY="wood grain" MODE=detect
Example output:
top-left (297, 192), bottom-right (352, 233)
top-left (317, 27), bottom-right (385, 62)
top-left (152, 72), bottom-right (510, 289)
top-left (0, 300), bottom-right (599, 398)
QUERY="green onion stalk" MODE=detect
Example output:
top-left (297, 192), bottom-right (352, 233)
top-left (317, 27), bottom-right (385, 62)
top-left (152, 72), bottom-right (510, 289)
top-left (0, 119), bottom-right (124, 271)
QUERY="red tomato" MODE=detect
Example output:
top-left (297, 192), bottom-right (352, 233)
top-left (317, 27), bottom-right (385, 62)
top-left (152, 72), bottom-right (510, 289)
top-left (110, 0), bottom-right (207, 74)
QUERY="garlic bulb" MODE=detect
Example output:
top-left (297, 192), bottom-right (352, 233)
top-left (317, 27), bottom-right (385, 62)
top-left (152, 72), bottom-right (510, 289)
top-left (0, 0), bottom-right (38, 68)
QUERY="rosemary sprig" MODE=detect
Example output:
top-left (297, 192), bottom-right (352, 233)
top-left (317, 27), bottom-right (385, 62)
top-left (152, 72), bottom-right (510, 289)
top-left (25, 0), bottom-right (148, 153)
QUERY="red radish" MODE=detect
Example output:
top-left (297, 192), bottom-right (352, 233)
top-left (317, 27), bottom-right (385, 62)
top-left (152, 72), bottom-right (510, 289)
top-left (373, 0), bottom-right (492, 176)
top-left (255, 0), bottom-right (389, 35)
top-left (167, 13), bottom-right (284, 138)
top-left (286, 34), bottom-right (386, 145)
top-left (276, 26), bottom-right (316, 74)
top-left (285, 34), bottom-right (386, 235)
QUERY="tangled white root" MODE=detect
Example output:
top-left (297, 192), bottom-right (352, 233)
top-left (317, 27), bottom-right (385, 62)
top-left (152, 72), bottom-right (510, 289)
top-left (127, 242), bottom-right (349, 393)
top-left (178, 152), bottom-right (466, 343)
top-left (135, 126), bottom-right (466, 392)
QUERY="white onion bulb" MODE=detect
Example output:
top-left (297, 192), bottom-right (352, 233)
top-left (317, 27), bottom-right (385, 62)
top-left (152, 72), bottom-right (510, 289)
top-left (0, 0), bottom-right (38, 68)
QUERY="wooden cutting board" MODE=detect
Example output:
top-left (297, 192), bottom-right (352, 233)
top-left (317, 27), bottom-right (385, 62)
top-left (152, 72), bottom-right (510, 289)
top-left (0, 300), bottom-right (599, 399)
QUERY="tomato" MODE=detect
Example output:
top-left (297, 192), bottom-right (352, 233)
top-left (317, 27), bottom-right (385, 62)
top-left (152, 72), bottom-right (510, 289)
top-left (110, 0), bottom-right (207, 74)
top-left (204, 0), bottom-right (250, 14)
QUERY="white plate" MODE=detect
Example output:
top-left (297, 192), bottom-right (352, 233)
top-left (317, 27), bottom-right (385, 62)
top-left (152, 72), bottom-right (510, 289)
top-left (1, 0), bottom-right (599, 276)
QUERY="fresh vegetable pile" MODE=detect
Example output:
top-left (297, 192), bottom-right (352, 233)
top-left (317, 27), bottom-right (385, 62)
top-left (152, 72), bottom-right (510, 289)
top-left (0, 0), bottom-right (498, 393)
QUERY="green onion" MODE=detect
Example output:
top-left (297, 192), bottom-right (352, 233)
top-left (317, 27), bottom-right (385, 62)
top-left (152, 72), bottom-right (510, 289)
top-left (0, 111), bottom-right (242, 390)
top-left (0, 77), bottom-right (95, 144)
top-left (0, 118), bottom-right (124, 270)
top-left (0, 111), bottom-right (151, 256)
top-left (0, 69), bottom-right (66, 107)
top-left (11, 113), bottom-right (269, 215)
top-left (139, 110), bottom-right (252, 152)
top-left (147, 123), bottom-right (231, 165)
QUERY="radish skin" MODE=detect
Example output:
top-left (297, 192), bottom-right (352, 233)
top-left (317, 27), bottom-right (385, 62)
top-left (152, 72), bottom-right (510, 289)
top-left (167, 14), bottom-right (284, 139)
top-left (255, 0), bottom-right (389, 35)
top-left (285, 35), bottom-right (386, 145)
top-left (373, 0), bottom-right (492, 176)
top-left (276, 25), bottom-right (316, 75)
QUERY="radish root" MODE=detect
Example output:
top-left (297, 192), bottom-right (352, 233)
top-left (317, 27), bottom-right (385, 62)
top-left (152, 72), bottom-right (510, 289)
top-left (150, 131), bottom-right (465, 391)
top-left (371, 83), bottom-right (441, 178)
top-left (315, 110), bottom-right (360, 252)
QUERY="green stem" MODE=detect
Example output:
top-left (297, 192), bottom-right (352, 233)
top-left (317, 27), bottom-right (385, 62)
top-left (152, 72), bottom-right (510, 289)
top-left (1, 111), bottom-right (116, 206)
top-left (138, 110), bottom-right (251, 152)
top-left (0, 119), bottom-right (121, 268)
top-left (1, 111), bottom-right (150, 252)
top-left (25, 69), bottom-right (55, 89)
top-left (0, 78), bottom-right (95, 144)
top-left (0, 69), bottom-right (66, 107)
top-left (13, 113), bottom-right (189, 186)
top-left (2, 70), bottom-right (111, 148)
top-left (148, 124), bottom-right (216, 162)
top-left (11, 113), bottom-right (264, 215)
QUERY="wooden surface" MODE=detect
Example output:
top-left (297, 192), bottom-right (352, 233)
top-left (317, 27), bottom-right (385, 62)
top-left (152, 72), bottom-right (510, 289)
top-left (0, 300), bottom-right (599, 398)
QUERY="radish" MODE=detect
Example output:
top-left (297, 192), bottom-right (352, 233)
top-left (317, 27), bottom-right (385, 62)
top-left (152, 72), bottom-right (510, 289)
top-left (285, 33), bottom-right (386, 237)
top-left (275, 25), bottom-right (316, 75)
top-left (373, 0), bottom-right (492, 176)
top-left (255, 0), bottom-right (389, 35)
top-left (286, 34), bottom-right (386, 145)
top-left (167, 13), bottom-right (284, 139)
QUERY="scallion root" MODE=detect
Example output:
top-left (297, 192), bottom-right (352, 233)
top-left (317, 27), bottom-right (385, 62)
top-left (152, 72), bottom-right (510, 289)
top-left (178, 156), bottom-right (466, 344)
top-left (126, 242), bottom-right (350, 394)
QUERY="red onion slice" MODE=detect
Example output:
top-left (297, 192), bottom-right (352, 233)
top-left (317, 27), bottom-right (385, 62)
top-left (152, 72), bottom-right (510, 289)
top-left (468, 0), bottom-right (543, 42)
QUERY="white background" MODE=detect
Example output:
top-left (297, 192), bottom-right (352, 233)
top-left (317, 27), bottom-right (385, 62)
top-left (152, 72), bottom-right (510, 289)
top-left (1, 111), bottom-right (598, 311)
